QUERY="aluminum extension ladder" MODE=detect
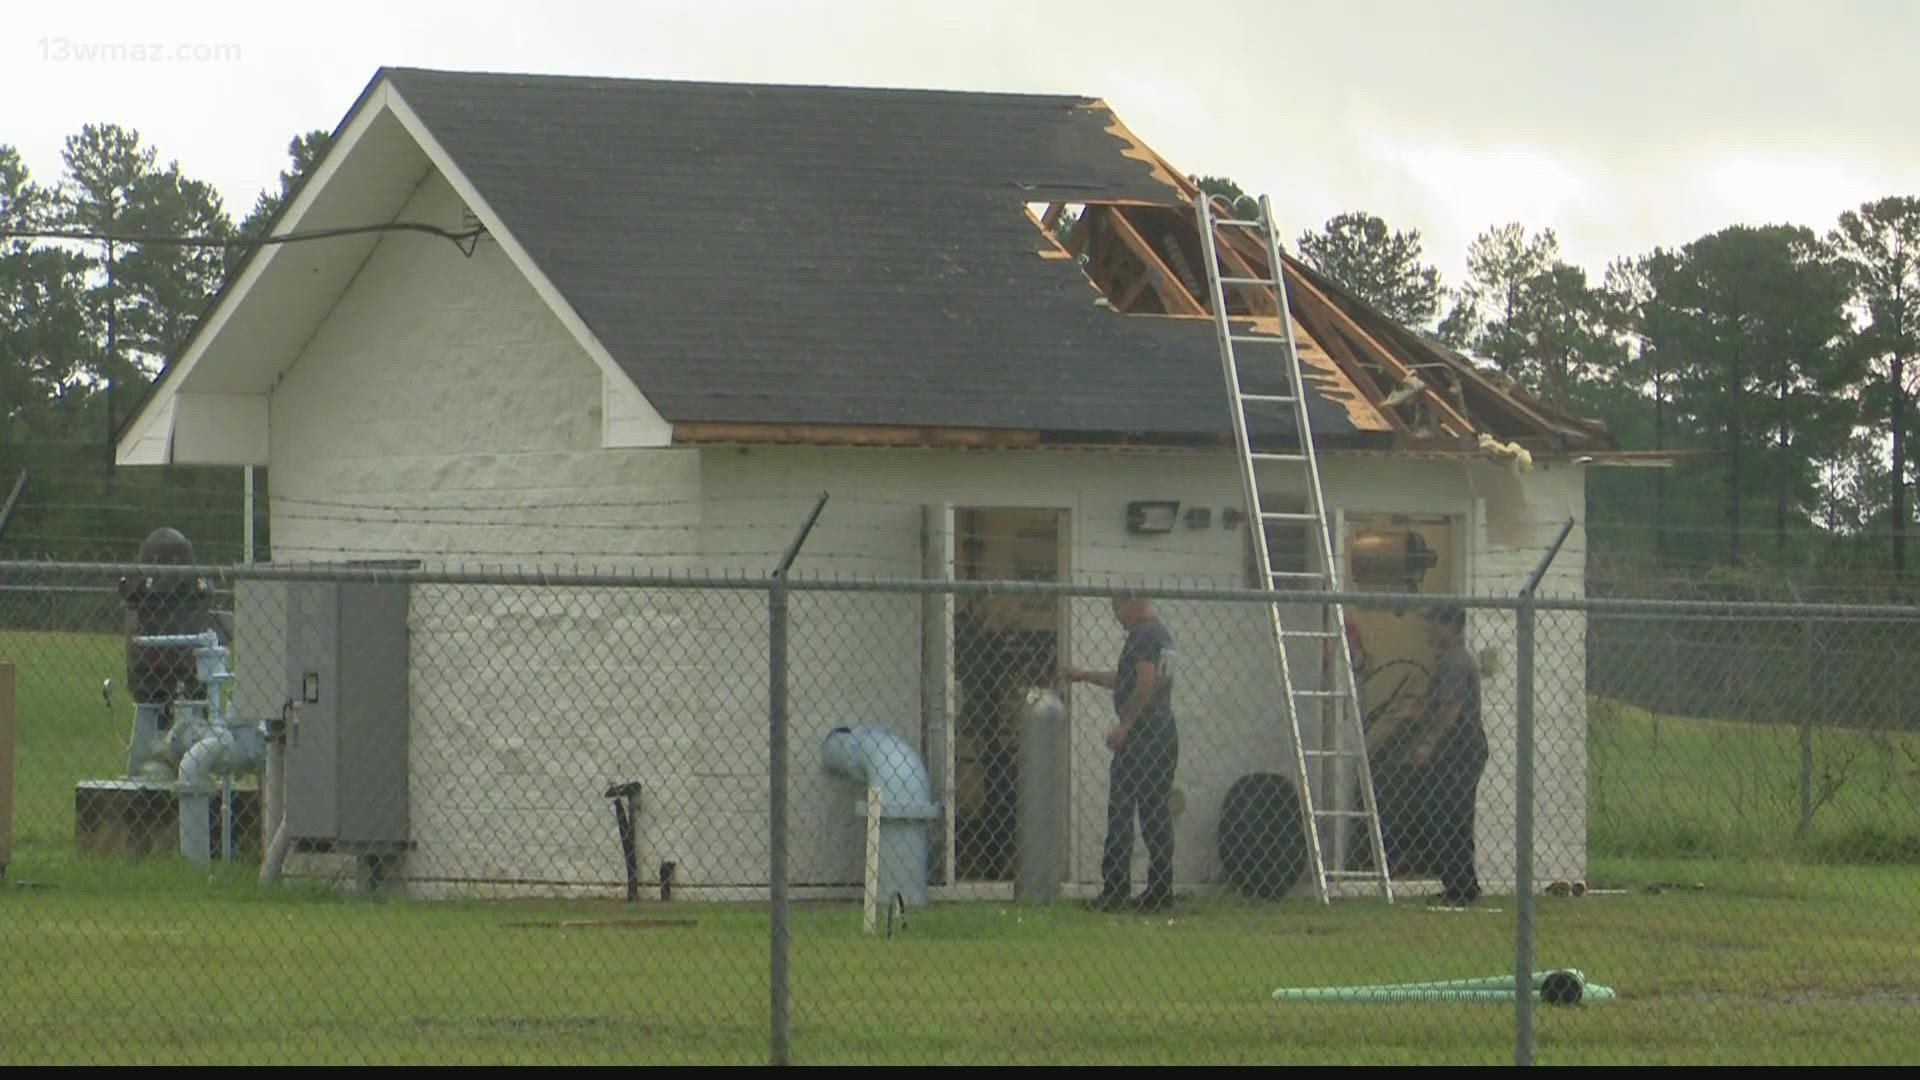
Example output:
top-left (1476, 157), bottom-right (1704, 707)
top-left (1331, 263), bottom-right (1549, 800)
top-left (1193, 192), bottom-right (1394, 904)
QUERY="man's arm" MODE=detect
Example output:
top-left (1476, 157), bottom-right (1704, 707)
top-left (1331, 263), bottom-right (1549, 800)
top-left (1063, 665), bottom-right (1116, 689)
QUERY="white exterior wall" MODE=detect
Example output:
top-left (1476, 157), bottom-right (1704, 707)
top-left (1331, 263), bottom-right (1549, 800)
top-left (264, 169), bottom-right (713, 893)
top-left (698, 447), bottom-right (1590, 898)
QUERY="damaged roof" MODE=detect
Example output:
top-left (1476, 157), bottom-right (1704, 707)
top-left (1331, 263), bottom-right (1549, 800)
top-left (119, 66), bottom-right (1613, 460)
top-left (384, 67), bottom-right (1380, 444)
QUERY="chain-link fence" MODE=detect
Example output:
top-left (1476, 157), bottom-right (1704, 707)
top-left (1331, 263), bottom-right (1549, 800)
top-left (1, 557), bottom-right (1916, 1064)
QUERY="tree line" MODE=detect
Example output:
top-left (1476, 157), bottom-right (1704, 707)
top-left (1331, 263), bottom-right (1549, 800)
top-left (1, 124), bottom-right (328, 560)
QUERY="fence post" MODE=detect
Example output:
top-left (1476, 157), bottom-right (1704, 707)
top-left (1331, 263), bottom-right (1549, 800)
top-left (1, 663), bottom-right (13, 882)
top-left (1516, 518), bottom-right (1574, 1067)
top-left (768, 577), bottom-right (791, 1066)
top-left (1514, 590), bottom-right (1536, 1065)
top-left (1786, 581), bottom-right (1815, 842)
top-left (768, 493), bottom-right (827, 1067)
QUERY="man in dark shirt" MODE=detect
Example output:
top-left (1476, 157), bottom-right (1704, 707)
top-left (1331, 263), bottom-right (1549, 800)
top-left (1064, 591), bottom-right (1179, 913)
top-left (1411, 602), bottom-right (1487, 905)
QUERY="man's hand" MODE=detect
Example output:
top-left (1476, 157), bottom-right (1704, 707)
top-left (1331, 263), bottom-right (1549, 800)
top-left (1410, 743), bottom-right (1435, 768)
top-left (1106, 723), bottom-right (1131, 752)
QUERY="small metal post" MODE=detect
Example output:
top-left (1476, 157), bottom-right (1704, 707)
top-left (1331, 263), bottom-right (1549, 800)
top-left (243, 466), bottom-right (256, 565)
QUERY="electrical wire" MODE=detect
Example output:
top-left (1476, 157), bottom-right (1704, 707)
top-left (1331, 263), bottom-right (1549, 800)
top-left (0, 221), bottom-right (488, 257)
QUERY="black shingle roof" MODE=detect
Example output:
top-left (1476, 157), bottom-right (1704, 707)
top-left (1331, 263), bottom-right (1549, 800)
top-left (383, 68), bottom-right (1362, 442)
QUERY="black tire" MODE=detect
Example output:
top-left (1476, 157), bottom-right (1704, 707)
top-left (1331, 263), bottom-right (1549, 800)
top-left (1217, 772), bottom-right (1310, 900)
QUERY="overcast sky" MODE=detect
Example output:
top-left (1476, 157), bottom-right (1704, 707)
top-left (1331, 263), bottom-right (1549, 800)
top-left (9, 0), bottom-right (1916, 287)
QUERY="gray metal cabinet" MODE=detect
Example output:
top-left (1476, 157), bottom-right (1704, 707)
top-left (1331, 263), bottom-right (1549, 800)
top-left (284, 580), bottom-right (410, 852)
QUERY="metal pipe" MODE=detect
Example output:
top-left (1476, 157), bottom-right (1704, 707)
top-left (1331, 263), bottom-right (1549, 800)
top-left (260, 817), bottom-right (293, 885)
top-left (177, 722), bottom-right (267, 865)
top-left (243, 466), bottom-right (255, 565)
top-left (821, 725), bottom-right (939, 914)
top-left (262, 728), bottom-right (284, 866)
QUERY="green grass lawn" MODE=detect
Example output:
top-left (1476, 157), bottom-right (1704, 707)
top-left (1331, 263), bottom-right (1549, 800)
top-left (1588, 697), bottom-right (1920, 863)
top-left (3, 863), bottom-right (1916, 1064)
top-left (4, 631), bottom-right (1919, 1063)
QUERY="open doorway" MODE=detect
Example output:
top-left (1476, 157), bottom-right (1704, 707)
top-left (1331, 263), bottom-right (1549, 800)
top-left (1342, 513), bottom-right (1458, 726)
top-left (1340, 512), bottom-right (1459, 880)
top-left (947, 507), bottom-right (1067, 884)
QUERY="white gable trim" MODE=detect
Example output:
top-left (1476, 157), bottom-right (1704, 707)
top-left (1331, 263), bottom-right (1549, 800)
top-left (115, 77), bottom-right (673, 466)
top-left (113, 81), bottom-right (402, 466)
top-left (116, 393), bottom-right (177, 465)
top-left (382, 87), bottom-right (673, 449)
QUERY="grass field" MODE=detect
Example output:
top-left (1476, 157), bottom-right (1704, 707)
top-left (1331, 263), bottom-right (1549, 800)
top-left (4, 629), bottom-right (1919, 1064)
top-left (1588, 698), bottom-right (1920, 863)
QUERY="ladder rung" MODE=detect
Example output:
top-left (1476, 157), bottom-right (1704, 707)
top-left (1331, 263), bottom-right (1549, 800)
top-left (1250, 452), bottom-right (1308, 463)
top-left (1219, 275), bottom-right (1278, 287)
top-left (1303, 749), bottom-right (1365, 758)
top-left (1292, 690), bottom-right (1351, 699)
top-left (1238, 393), bottom-right (1297, 405)
top-left (1325, 870), bottom-right (1386, 880)
top-left (1228, 333), bottom-right (1285, 345)
top-left (1312, 810), bottom-right (1375, 819)
top-left (1212, 218), bottom-right (1264, 229)
top-left (1282, 629), bottom-right (1342, 639)
top-left (1261, 511), bottom-right (1319, 522)
top-left (1268, 571), bottom-right (1325, 582)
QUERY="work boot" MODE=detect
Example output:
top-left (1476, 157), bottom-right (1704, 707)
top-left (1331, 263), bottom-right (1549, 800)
top-left (1130, 890), bottom-right (1175, 914)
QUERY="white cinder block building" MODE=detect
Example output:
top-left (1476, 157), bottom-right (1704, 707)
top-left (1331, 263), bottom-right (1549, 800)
top-left (116, 67), bottom-right (1623, 902)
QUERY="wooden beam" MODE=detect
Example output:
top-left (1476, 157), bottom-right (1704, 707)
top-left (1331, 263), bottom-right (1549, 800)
top-left (1114, 269), bottom-right (1155, 313)
top-left (1388, 324), bottom-right (1576, 438)
top-left (1264, 306), bottom-right (1411, 437)
top-left (1063, 209), bottom-right (1093, 261)
top-left (1040, 203), bottom-right (1065, 230)
top-left (674, 422), bottom-right (1043, 449)
top-left (1278, 258), bottom-right (1478, 438)
top-left (1103, 208), bottom-right (1206, 316)
top-left (1281, 256), bottom-right (1603, 442)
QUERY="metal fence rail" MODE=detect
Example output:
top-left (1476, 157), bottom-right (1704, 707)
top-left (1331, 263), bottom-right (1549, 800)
top-left (0, 557), bottom-right (1915, 1064)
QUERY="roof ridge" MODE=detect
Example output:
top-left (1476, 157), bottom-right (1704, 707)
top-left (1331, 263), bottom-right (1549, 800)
top-left (377, 65), bottom-right (1096, 105)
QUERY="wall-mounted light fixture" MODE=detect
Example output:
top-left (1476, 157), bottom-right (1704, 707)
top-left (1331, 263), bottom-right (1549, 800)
top-left (1183, 507), bottom-right (1212, 529)
top-left (1125, 500), bottom-right (1180, 534)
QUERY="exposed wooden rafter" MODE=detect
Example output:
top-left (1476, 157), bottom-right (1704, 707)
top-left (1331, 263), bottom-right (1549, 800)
top-left (1101, 208), bottom-right (1206, 316)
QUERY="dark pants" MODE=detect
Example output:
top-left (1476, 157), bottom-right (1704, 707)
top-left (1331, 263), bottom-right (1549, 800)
top-left (1376, 747), bottom-right (1485, 899)
top-left (1101, 732), bottom-right (1178, 901)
